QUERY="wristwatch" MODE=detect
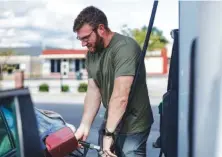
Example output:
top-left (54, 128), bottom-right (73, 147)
top-left (103, 128), bottom-right (115, 137)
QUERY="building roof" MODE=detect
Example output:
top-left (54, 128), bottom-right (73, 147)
top-left (42, 49), bottom-right (87, 55)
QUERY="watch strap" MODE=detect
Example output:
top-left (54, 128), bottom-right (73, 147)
top-left (103, 128), bottom-right (115, 137)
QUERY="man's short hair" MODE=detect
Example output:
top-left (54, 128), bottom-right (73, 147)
top-left (73, 6), bottom-right (109, 32)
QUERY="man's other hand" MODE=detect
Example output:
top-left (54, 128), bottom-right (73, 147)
top-left (102, 136), bottom-right (117, 157)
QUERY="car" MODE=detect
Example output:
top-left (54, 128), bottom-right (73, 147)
top-left (0, 88), bottom-right (101, 157)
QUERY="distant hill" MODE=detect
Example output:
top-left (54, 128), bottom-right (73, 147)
top-left (0, 46), bottom-right (59, 56)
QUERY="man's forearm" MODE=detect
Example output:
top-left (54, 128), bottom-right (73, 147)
top-left (106, 96), bottom-right (128, 133)
top-left (105, 76), bottom-right (133, 133)
top-left (81, 89), bottom-right (101, 128)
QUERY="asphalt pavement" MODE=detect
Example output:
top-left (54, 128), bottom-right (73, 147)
top-left (32, 76), bottom-right (167, 157)
top-left (34, 103), bottom-right (161, 157)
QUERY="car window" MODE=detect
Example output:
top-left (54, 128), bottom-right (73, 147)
top-left (0, 98), bottom-right (16, 156)
top-left (0, 109), bottom-right (13, 156)
top-left (1, 101), bottom-right (16, 143)
top-left (0, 89), bottom-right (45, 157)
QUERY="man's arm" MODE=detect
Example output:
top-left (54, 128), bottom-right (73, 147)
top-left (105, 42), bottom-right (140, 133)
top-left (80, 79), bottom-right (101, 128)
top-left (105, 76), bottom-right (133, 133)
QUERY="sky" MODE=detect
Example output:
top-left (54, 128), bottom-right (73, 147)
top-left (0, 0), bottom-right (178, 49)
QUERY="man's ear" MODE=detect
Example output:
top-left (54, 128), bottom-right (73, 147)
top-left (97, 24), bottom-right (105, 36)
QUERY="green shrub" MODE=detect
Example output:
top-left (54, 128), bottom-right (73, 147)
top-left (39, 83), bottom-right (49, 92)
top-left (61, 85), bottom-right (69, 92)
top-left (78, 83), bottom-right (88, 93)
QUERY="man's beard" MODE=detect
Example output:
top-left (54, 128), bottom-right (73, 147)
top-left (91, 32), bottom-right (104, 52)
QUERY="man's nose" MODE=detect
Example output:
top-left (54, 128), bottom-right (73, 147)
top-left (81, 41), bottom-right (87, 47)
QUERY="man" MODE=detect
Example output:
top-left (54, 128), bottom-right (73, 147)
top-left (73, 6), bottom-right (154, 157)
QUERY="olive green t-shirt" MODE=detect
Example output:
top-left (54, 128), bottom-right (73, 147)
top-left (86, 33), bottom-right (154, 133)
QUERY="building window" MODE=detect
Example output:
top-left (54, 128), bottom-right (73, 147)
top-left (82, 59), bottom-right (86, 69)
top-left (50, 60), bottom-right (54, 72)
top-left (75, 59), bottom-right (80, 72)
top-left (69, 60), bottom-right (75, 72)
top-left (68, 59), bottom-right (85, 72)
top-left (50, 59), bottom-right (61, 73)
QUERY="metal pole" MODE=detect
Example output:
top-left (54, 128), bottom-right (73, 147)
top-left (178, 2), bottom-right (199, 157)
top-left (193, 2), bottom-right (222, 157)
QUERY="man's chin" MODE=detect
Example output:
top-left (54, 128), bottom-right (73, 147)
top-left (88, 47), bottom-right (96, 53)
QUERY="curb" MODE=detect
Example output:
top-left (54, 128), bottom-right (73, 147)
top-left (31, 92), bottom-right (163, 105)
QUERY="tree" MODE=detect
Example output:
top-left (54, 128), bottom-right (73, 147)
top-left (0, 51), bottom-right (15, 56)
top-left (0, 50), bottom-right (15, 81)
top-left (121, 25), bottom-right (169, 51)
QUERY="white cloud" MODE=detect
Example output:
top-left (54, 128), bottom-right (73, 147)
top-left (45, 0), bottom-right (84, 16)
top-left (2, 10), bottom-right (15, 18)
top-left (0, 29), bottom-right (6, 36)
top-left (1, 29), bottom-right (41, 41)
top-left (27, 8), bottom-right (74, 32)
top-left (0, 0), bottom-right (178, 48)
top-left (6, 28), bottom-right (16, 37)
top-left (0, 42), bottom-right (31, 47)
top-left (43, 37), bottom-right (74, 49)
top-left (0, 37), bottom-right (31, 47)
top-left (0, 0), bottom-right (46, 15)
top-left (0, 29), bottom-right (42, 47)
top-left (0, 16), bottom-right (29, 28)
top-left (18, 30), bottom-right (42, 41)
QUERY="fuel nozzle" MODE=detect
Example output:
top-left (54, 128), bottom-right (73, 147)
top-left (79, 140), bottom-right (101, 151)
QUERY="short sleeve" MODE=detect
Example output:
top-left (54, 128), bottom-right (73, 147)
top-left (85, 54), bottom-right (92, 79)
top-left (113, 44), bottom-right (140, 78)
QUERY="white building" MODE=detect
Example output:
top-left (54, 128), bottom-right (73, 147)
top-left (0, 45), bottom-right (171, 81)
top-left (40, 49), bottom-right (87, 79)
top-left (40, 47), bottom-right (170, 79)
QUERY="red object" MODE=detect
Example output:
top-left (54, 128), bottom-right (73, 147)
top-left (45, 127), bottom-right (78, 157)
top-left (161, 48), bottom-right (168, 74)
top-left (42, 49), bottom-right (87, 55)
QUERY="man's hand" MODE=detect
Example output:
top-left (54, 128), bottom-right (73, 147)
top-left (102, 136), bottom-right (117, 157)
top-left (74, 124), bottom-right (90, 147)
